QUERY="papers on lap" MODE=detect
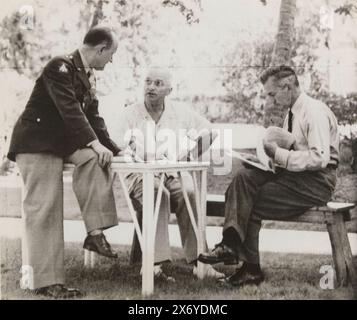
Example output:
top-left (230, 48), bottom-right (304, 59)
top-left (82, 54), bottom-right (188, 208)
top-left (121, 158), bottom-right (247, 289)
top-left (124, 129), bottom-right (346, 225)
top-left (233, 151), bottom-right (275, 172)
top-left (233, 126), bottom-right (296, 173)
top-left (233, 127), bottom-right (276, 172)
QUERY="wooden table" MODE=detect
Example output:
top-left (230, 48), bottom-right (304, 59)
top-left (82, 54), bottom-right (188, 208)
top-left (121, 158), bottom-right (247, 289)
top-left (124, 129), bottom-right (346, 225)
top-left (65, 157), bottom-right (210, 296)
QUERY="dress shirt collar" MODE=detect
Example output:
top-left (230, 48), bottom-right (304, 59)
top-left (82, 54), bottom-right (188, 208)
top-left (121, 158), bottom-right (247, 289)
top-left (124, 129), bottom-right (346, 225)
top-left (139, 99), bottom-right (173, 123)
top-left (78, 49), bottom-right (91, 71)
top-left (291, 91), bottom-right (306, 114)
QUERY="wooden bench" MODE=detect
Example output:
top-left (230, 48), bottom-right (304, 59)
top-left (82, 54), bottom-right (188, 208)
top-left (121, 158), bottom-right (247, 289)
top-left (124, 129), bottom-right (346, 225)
top-left (205, 194), bottom-right (356, 287)
top-left (128, 191), bottom-right (356, 288)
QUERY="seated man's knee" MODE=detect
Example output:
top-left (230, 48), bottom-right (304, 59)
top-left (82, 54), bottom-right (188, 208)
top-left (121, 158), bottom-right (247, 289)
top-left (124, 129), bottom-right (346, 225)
top-left (233, 168), bottom-right (252, 182)
top-left (187, 188), bottom-right (195, 202)
top-left (227, 168), bottom-right (257, 193)
top-left (72, 148), bottom-right (99, 167)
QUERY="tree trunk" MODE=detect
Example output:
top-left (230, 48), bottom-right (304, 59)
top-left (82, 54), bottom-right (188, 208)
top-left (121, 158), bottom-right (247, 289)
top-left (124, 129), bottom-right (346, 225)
top-left (263, 0), bottom-right (297, 127)
top-left (90, 0), bottom-right (105, 28)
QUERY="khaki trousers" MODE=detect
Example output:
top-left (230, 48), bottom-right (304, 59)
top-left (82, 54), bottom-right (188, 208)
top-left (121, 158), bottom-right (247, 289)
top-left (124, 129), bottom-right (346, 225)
top-left (16, 149), bottom-right (118, 289)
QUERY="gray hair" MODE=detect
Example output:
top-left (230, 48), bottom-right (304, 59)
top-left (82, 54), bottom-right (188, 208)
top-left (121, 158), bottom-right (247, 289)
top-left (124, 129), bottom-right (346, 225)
top-left (260, 66), bottom-right (299, 86)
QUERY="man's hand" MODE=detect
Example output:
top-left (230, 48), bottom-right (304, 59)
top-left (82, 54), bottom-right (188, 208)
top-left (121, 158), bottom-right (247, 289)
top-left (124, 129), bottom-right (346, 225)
top-left (263, 139), bottom-right (278, 159)
top-left (90, 140), bottom-right (113, 168)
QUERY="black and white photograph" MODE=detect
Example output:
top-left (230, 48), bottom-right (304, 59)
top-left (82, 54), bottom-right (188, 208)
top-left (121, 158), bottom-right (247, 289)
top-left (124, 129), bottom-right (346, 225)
top-left (0, 0), bottom-right (356, 303)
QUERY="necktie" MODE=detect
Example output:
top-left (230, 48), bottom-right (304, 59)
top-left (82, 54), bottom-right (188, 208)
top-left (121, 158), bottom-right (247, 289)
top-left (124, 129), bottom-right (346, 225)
top-left (86, 69), bottom-right (96, 96)
top-left (288, 108), bottom-right (293, 133)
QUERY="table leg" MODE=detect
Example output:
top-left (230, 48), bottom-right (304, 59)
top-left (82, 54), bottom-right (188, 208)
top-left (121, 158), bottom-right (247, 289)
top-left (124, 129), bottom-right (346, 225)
top-left (84, 249), bottom-right (90, 267)
top-left (193, 170), bottom-right (208, 279)
top-left (199, 170), bottom-right (208, 278)
top-left (117, 173), bottom-right (144, 249)
top-left (142, 172), bottom-right (155, 296)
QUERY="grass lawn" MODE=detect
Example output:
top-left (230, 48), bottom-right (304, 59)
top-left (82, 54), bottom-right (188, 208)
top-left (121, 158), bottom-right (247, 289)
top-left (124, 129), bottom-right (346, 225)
top-left (1, 239), bottom-right (356, 300)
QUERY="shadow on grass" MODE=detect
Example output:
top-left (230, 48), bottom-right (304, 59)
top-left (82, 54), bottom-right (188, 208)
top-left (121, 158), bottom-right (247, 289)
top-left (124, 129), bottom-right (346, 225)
top-left (1, 239), bottom-right (356, 300)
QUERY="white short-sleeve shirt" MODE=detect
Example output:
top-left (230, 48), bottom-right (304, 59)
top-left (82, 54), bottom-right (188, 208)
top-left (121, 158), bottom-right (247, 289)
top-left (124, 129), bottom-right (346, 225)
top-left (116, 99), bottom-right (213, 161)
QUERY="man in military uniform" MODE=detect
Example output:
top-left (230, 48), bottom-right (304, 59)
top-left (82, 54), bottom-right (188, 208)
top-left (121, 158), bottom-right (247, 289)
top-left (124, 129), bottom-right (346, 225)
top-left (8, 27), bottom-right (121, 298)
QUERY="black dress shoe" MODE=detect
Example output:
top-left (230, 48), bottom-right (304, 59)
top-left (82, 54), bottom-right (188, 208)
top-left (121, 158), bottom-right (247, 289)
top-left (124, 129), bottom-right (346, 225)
top-left (197, 243), bottom-right (238, 265)
top-left (221, 264), bottom-right (264, 287)
top-left (83, 233), bottom-right (118, 258)
top-left (33, 284), bottom-right (84, 299)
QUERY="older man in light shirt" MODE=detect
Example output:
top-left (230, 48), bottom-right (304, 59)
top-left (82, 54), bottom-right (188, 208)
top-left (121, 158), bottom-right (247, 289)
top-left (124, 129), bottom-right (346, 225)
top-left (199, 66), bottom-right (339, 287)
top-left (116, 68), bottom-right (224, 280)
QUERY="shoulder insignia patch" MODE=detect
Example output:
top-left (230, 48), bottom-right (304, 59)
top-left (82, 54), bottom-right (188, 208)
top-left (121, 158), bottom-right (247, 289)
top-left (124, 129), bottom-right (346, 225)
top-left (59, 63), bottom-right (68, 73)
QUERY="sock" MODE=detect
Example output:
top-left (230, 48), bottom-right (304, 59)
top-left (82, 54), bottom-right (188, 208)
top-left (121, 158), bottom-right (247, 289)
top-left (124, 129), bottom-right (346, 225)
top-left (222, 227), bottom-right (241, 253)
top-left (89, 229), bottom-right (103, 236)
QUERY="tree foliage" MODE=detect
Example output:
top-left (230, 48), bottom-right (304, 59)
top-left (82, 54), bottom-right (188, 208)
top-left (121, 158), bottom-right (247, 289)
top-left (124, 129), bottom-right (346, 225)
top-left (162, 0), bottom-right (201, 24)
top-left (1, 0), bottom-right (356, 170)
top-left (0, 0), bottom-right (203, 162)
top-left (0, 10), bottom-right (50, 78)
top-left (335, 2), bottom-right (357, 16)
top-left (218, 40), bottom-right (273, 124)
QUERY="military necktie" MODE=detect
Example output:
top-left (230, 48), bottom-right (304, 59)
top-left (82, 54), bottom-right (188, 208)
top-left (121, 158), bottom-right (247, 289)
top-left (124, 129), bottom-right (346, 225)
top-left (86, 69), bottom-right (96, 97)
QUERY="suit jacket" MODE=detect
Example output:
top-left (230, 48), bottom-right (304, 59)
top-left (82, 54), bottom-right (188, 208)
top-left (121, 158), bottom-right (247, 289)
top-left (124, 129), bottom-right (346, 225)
top-left (7, 50), bottom-right (120, 162)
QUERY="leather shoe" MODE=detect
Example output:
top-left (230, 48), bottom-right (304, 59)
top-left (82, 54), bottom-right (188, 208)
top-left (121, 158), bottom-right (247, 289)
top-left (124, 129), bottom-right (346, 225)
top-left (33, 284), bottom-right (83, 299)
top-left (197, 243), bottom-right (238, 265)
top-left (83, 233), bottom-right (118, 258)
top-left (220, 264), bottom-right (264, 287)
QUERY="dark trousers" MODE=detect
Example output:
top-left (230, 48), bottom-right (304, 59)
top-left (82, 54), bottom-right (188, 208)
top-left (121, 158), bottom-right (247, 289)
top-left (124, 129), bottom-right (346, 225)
top-left (223, 165), bottom-right (337, 264)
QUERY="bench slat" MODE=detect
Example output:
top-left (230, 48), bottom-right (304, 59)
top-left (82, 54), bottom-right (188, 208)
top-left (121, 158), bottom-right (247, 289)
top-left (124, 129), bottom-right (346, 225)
top-left (207, 194), bottom-right (225, 202)
top-left (206, 194), bottom-right (355, 223)
top-left (207, 194), bottom-right (355, 211)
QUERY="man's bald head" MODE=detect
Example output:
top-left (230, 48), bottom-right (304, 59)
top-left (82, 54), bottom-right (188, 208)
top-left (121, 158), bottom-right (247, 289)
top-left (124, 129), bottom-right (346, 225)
top-left (81, 26), bottom-right (118, 70)
top-left (144, 68), bottom-right (173, 104)
top-left (145, 68), bottom-right (173, 88)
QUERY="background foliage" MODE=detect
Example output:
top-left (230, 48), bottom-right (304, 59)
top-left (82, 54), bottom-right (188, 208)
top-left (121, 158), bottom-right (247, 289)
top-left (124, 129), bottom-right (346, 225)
top-left (0, 0), bottom-right (356, 171)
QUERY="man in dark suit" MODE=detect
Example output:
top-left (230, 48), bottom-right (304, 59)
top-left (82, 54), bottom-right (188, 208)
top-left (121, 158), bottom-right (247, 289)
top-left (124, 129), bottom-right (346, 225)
top-left (8, 26), bottom-right (121, 298)
top-left (198, 66), bottom-right (339, 288)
